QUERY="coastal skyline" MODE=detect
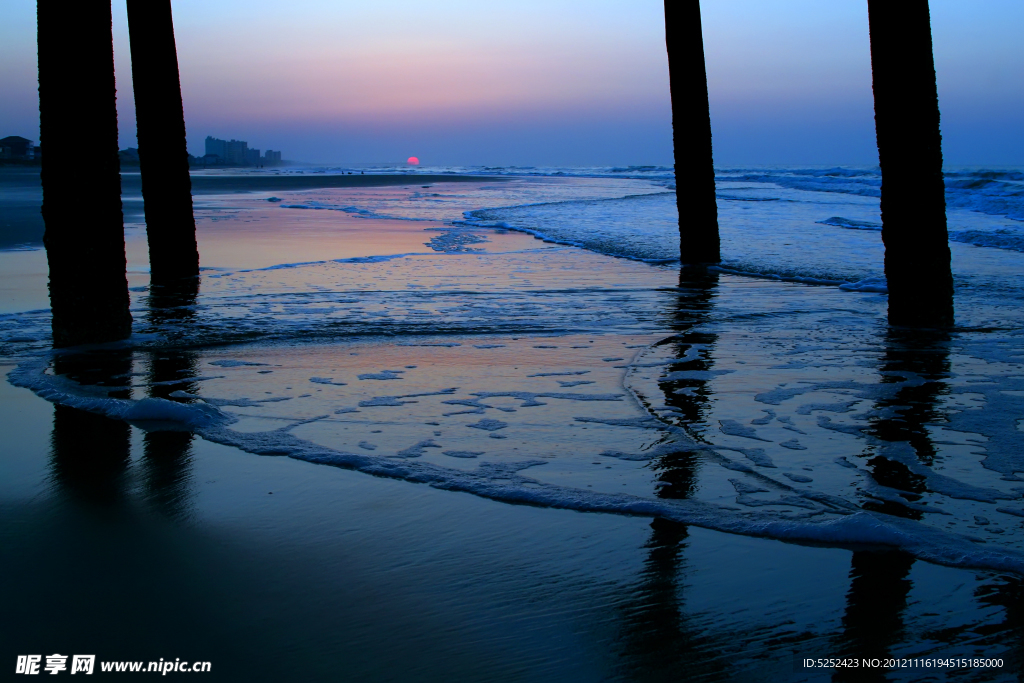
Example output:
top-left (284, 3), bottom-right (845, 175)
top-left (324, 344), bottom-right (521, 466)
top-left (2, 0), bottom-right (1022, 166)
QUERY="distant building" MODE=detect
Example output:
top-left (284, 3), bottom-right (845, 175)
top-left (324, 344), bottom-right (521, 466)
top-left (204, 136), bottom-right (227, 159)
top-left (224, 139), bottom-right (247, 164)
top-left (205, 136), bottom-right (248, 164)
top-left (202, 136), bottom-right (281, 166)
top-left (0, 136), bottom-right (35, 160)
top-left (118, 147), bottom-right (140, 165)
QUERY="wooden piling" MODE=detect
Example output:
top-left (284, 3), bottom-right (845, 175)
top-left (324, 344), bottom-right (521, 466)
top-left (127, 0), bottom-right (200, 282)
top-left (38, 0), bottom-right (132, 347)
top-left (664, 0), bottom-right (720, 264)
top-left (867, 0), bottom-right (954, 327)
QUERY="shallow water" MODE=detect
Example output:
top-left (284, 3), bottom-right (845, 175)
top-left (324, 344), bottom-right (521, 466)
top-left (2, 169), bottom-right (1024, 680)
top-left (3, 376), bottom-right (1024, 681)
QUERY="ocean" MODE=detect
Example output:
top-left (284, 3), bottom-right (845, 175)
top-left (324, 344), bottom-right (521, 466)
top-left (2, 165), bottom-right (1024, 680)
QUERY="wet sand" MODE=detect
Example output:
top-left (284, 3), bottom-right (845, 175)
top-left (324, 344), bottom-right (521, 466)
top-left (0, 168), bottom-right (503, 250)
top-left (3, 175), bottom-right (1024, 679)
top-left (181, 171), bottom-right (503, 194)
top-left (2, 375), bottom-right (1020, 682)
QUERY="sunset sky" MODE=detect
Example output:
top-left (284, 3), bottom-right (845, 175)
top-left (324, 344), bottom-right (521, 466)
top-left (1, 0), bottom-right (1021, 166)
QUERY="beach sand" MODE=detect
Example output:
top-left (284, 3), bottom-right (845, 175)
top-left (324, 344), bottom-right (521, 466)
top-left (2, 374), bottom-right (1019, 682)
top-left (3, 172), bottom-right (1024, 680)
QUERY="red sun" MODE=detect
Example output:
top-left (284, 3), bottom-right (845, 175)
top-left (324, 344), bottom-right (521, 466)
top-left (407, 156), bottom-right (420, 165)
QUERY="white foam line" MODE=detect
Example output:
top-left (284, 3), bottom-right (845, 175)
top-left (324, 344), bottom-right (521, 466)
top-left (10, 358), bottom-right (1024, 576)
top-left (278, 203), bottom-right (436, 222)
top-left (455, 217), bottom-right (680, 265)
top-left (151, 422), bottom-right (1024, 575)
top-left (231, 252), bottom-right (433, 273)
top-left (709, 265), bottom-right (847, 287)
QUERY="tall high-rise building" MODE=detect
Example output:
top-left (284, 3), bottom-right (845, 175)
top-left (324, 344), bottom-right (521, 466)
top-left (223, 139), bottom-right (247, 164)
top-left (204, 135), bottom-right (226, 159)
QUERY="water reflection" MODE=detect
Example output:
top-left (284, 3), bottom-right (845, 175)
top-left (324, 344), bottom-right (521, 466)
top-left (832, 550), bottom-right (915, 682)
top-left (650, 267), bottom-right (720, 498)
top-left (142, 342), bottom-right (197, 520)
top-left (47, 278), bottom-right (202, 517)
top-left (975, 577), bottom-right (1024, 674)
top-left (615, 270), bottom-right (729, 679)
top-left (36, 268), bottom-right (1024, 679)
top-left (139, 430), bottom-right (194, 519)
top-left (146, 277), bottom-right (200, 329)
top-left (830, 331), bottom-right (958, 673)
top-left (48, 350), bottom-right (133, 509)
top-left (49, 404), bottom-right (133, 509)
top-left (861, 329), bottom-right (952, 520)
top-left (142, 277), bottom-right (201, 518)
top-left (616, 519), bottom-right (728, 682)
top-left (829, 330), bottom-right (964, 675)
top-left (620, 276), bottom-right (975, 678)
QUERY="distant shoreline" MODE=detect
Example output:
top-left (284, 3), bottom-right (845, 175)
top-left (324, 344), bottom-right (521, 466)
top-left (0, 169), bottom-right (508, 250)
top-left (182, 173), bottom-right (506, 194)
top-left (0, 167), bottom-right (506, 194)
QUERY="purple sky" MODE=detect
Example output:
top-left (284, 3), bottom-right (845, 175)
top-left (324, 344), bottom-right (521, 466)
top-left (1, 1), bottom-right (1021, 166)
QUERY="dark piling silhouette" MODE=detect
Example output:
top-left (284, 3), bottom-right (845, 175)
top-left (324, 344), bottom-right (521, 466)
top-left (867, 1), bottom-right (954, 327)
top-left (857, 329), bottom-right (950, 521)
top-left (611, 273), bottom-right (732, 679)
top-left (140, 284), bottom-right (201, 517)
top-left (664, 1), bottom-right (720, 264)
top-left (143, 348), bottom-right (198, 519)
top-left (649, 268), bottom-right (720, 498)
top-left (832, 551), bottom-right (915, 682)
top-left (126, 0), bottom-right (200, 282)
top-left (50, 405), bottom-right (133, 509)
top-left (37, 1), bottom-right (132, 347)
top-left (615, 520), bottom-right (730, 682)
top-left (830, 332), bottom-right (949, 676)
top-left (49, 350), bottom-right (134, 508)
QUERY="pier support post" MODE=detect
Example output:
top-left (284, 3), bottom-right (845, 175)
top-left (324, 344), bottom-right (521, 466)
top-left (867, 0), bottom-right (954, 327)
top-left (664, 0), bottom-right (720, 264)
top-left (37, 1), bottom-right (132, 347)
top-left (126, 0), bottom-right (200, 282)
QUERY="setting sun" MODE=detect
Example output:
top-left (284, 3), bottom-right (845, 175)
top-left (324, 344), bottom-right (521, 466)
top-left (407, 156), bottom-right (420, 165)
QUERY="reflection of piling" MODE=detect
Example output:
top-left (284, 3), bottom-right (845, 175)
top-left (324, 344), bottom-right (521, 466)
top-left (143, 349), bottom-right (198, 519)
top-left (862, 329), bottom-right (950, 518)
top-left (147, 277), bottom-right (200, 330)
top-left (37, 1), bottom-right (132, 347)
top-left (142, 281), bottom-right (201, 518)
top-left (832, 550), bottom-right (915, 682)
top-left (867, 1), bottom-right (954, 327)
top-left (614, 272), bottom-right (728, 676)
top-left (663, 271), bottom-right (719, 427)
top-left (50, 405), bottom-right (133, 508)
top-left (871, 329), bottom-right (950, 464)
top-left (49, 351), bottom-right (134, 508)
top-left (616, 519), bottom-right (728, 681)
top-left (976, 577), bottom-right (1024, 674)
top-left (664, 1), bottom-right (720, 264)
top-left (645, 269), bottom-right (720, 497)
top-left (126, 0), bottom-right (200, 282)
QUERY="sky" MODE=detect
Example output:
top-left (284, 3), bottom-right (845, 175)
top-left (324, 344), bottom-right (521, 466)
top-left (1, 1), bottom-right (1022, 167)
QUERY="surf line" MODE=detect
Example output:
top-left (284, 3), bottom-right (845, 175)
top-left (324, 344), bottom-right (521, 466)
top-left (8, 356), bottom-right (1024, 578)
